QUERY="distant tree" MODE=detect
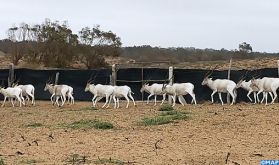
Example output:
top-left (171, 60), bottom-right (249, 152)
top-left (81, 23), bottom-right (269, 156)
top-left (37, 19), bottom-right (79, 67)
top-left (6, 24), bottom-right (29, 65)
top-left (239, 42), bottom-right (252, 53)
top-left (5, 19), bottom-right (79, 67)
top-left (78, 25), bottom-right (122, 69)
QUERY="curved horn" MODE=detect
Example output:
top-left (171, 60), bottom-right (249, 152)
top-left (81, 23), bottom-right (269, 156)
top-left (204, 65), bottom-right (218, 78)
top-left (142, 80), bottom-right (147, 85)
top-left (46, 77), bottom-right (51, 83)
top-left (238, 70), bottom-right (248, 81)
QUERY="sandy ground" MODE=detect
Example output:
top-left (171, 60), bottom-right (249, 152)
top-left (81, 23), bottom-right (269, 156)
top-left (0, 101), bottom-right (279, 165)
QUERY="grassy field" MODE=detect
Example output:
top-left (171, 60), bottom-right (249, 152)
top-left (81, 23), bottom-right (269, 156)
top-left (0, 101), bottom-right (278, 164)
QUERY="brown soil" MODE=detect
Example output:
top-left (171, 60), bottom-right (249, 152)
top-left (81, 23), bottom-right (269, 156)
top-left (0, 101), bottom-right (279, 164)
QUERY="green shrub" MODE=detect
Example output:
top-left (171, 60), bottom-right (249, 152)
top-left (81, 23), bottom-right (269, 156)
top-left (158, 105), bottom-right (174, 111)
top-left (65, 120), bottom-right (113, 130)
top-left (141, 111), bottom-right (191, 126)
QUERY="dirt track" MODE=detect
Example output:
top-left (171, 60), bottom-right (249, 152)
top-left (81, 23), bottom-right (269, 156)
top-left (0, 101), bottom-right (279, 164)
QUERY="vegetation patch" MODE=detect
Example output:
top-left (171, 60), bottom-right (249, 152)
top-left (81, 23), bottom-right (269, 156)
top-left (0, 158), bottom-right (5, 165)
top-left (65, 120), bottom-right (113, 130)
top-left (26, 123), bottom-right (43, 128)
top-left (140, 110), bottom-right (191, 126)
top-left (19, 159), bottom-right (44, 164)
top-left (158, 105), bottom-right (174, 111)
top-left (65, 154), bottom-right (91, 164)
top-left (161, 111), bottom-right (191, 120)
top-left (93, 158), bottom-right (124, 165)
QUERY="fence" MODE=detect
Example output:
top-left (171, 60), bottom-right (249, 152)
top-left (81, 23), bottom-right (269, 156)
top-left (0, 67), bottom-right (278, 103)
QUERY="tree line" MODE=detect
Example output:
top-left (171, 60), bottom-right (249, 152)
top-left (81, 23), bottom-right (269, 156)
top-left (121, 44), bottom-right (277, 63)
top-left (0, 19), bottom-right (121, 69)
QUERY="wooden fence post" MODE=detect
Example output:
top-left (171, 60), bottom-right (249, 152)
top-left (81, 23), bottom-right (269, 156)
top-left (168, 66), bottom-right (174, 104)
top-left (55, 72), bottom-right (59, 85)
top-left (227, 58), bottom-right (232, 104)
top-left (141, 66), bottom-right (144, 102)
top-left (112, 64), bottom-right (117, 86)
top-left (8, 63), bottom-right (14, 87)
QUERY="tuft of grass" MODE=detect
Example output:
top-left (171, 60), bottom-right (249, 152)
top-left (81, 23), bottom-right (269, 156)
top-left (65, 154), bottom-right (91, 164)
top-left (19, 159), bottom-right (44, 164)
top-left (161, 111), bottom-right (191, 120)
top-left (65, 120), bottom-right (113, 130)
top-left (158, 105), bottom-right (174, 111)
top-left (142, 116), bottom-right (173, 125)
top-left (80, 107), bottom-right (99, 111)
top-left (140, 111), bottom-right (191, 126)
top-left (0, 158), bottom-right (5, 165)
top-left (93, 158), bottom-right (124, 165)
top-left (26, 123), bottom-right (43, 128)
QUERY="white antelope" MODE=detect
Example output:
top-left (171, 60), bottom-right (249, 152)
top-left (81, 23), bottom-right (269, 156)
top-left (13, 84), bottom-right (35, 106)
top-left (53, 84), bottom-right (71, 106)
top-left (65, 86), bottom-right (74, 104)
top-left (84, 83), bottom-right (115, 108)
top-left (162, 83), bottom-right (197, 107)
top-left (44, 83), bottom-right (61, 104)
top-left (237, 79), bottom-right (273, 104)
top-left (112, 85), bottom-right (136, 108)
top-left (0, 86), bottom-right (24, 107)
top-left (201, 71), bottom-right (237, 105)
top-left (44, 83), bottom-right (73, 106)
top-left (250, 77), bottom-right (279, 105)
top-left (140, 83), bottom-right (166, 106)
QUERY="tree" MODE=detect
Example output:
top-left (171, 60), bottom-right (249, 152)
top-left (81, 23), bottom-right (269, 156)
top-left (78, 25), bottom-right (122, 69)
top-left (36, 19), bottom-right (78, 67)
top-left (239, 42), bottom-right (252, 53)
top-left (6, 24), bottom-right (28, 65)
top-left (3, 19), bottom-right (121, 68)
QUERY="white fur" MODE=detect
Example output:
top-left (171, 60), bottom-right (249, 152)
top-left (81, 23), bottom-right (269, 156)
top-left (112, 85), bottom-right (136, 108)
top-left (84, 83), bottom-right (115, 108)
top-left (0, 87), bottom-right (24, 107)
top-left (14, 84), bottom-right (35, 106)
top-left (44, 83), bottom-right (72, 106)
top-left (250, 77), bottom-right (279, 105)
top-left (237, 79), bottom-right (273, 104)
top-left (202, 77), bottom-right (237, 105)
top-left (140, 83), bottom-right (166, 106)
top-left (162, 83), bottom-right (197, 107)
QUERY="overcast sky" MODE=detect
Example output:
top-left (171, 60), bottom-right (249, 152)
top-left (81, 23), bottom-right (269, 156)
top-left (0, 0), bottom-right (279, 52)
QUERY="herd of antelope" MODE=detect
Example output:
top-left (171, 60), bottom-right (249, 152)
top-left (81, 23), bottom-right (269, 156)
top-left (1, 71), bottom-right (279, 108)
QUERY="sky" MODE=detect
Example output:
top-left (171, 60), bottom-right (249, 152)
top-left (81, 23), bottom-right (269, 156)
top-left (0, 0), bottom-right (279, 52)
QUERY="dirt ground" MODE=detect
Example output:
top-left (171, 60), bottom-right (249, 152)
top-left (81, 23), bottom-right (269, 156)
top-left (0, 101), bottom-right (279, 165)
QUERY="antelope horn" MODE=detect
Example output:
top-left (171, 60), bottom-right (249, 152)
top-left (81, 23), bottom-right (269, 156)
top-left (142, 80), bottom-right (147, 85)
top-left (46, 77), bottom-right (51, 83)
top-left (204, 65), bottom-right (218, 78)
top-left (238, 71), bottom-right (248, 81)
